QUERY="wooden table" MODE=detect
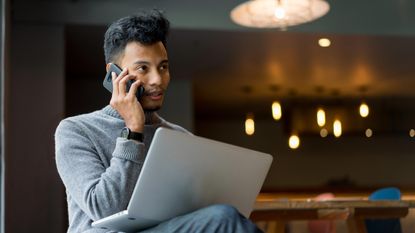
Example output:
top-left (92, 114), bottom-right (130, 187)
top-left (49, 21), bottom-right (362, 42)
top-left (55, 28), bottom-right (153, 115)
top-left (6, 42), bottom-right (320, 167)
top-left (250, 199), bottom-right (415, 233)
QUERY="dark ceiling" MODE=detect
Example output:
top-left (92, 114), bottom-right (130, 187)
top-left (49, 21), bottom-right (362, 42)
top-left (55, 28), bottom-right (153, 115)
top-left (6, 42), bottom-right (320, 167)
top-left (13, 0), bottom-right (415, 36)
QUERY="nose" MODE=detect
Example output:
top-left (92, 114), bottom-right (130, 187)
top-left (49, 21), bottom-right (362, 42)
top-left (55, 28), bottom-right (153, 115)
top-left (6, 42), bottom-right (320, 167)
top-left (147, 69), bottom-right (162, 86)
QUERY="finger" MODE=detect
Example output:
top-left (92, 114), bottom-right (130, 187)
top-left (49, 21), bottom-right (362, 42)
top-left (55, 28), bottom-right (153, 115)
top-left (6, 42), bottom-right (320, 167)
top-left (118, 74), bottom-right (135, 95)
top-left (111, 72), bottom-right (119, 96)
top-left (118, 68), bottom-right (128, 78)
top-left (112, 68), bottom-right (127, 96)
top-left (127, 79), bottom-right (142, 98)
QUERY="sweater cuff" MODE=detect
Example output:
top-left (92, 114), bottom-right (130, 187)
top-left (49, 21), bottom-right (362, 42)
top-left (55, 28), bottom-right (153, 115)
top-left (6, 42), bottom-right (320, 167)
top-left (112, 137), bottom-right (145, 163)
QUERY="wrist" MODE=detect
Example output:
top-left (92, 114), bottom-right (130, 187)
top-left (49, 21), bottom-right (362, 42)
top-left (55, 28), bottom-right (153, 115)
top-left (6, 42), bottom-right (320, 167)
top-left (120, 127), bottom-right (143, 142)
top-left (126, 122), bottom-right (144, 133)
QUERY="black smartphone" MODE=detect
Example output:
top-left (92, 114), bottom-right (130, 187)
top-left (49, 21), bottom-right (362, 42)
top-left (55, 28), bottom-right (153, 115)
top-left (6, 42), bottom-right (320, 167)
top-left (103, 63), bottom-right (145, 100)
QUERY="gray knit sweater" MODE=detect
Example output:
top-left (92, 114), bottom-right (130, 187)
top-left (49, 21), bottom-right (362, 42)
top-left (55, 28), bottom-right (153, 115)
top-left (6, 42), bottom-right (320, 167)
top-left (55, 105), bottom-right (189, 233)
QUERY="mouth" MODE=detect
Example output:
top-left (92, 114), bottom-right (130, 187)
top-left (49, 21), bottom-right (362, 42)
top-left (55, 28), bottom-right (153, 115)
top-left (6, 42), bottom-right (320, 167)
top-left (145, 90), bottom-right (164, 100)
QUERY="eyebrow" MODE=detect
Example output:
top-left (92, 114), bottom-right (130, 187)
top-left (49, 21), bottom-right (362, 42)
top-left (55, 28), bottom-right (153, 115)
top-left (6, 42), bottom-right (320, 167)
top-left (133, 59), bottom-right (169, 66)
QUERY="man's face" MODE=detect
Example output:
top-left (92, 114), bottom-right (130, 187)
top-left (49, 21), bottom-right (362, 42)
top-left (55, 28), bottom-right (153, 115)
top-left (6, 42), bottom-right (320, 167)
top-left (119, 41), bottom-right (170, 112)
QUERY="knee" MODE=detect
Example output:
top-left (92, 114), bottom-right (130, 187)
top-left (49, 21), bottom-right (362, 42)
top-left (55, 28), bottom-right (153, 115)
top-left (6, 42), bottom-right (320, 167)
top-left (202, 204), bottom-right (240, 220)
top-left (190, 205), bottom-right (260, 232)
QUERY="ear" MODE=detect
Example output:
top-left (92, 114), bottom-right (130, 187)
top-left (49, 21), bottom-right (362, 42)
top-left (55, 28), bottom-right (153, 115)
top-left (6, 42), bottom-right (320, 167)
top-left (105, 63), bottom-right (112, 72)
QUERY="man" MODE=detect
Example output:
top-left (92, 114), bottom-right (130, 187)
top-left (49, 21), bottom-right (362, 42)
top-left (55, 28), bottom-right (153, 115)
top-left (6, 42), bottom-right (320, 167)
top-left (55, 10), bottom-right (263, 233)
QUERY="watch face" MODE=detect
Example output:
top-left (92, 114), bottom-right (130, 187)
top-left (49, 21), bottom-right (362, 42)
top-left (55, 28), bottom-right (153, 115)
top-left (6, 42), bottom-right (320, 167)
top-left (121, 127), bottom-right (130, 138)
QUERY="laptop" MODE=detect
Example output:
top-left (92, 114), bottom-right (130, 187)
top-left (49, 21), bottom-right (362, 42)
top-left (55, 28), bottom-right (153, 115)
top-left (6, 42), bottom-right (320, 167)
top-left (92, 127), bottom-right (273, 232)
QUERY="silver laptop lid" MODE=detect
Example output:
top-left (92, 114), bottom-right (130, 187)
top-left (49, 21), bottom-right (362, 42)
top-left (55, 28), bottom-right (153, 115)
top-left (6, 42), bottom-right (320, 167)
top-left (127, 127), bottom-right (273, 222)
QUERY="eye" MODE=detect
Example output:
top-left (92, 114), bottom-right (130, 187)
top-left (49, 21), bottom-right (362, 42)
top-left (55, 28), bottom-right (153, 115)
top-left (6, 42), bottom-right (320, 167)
top-left (159, 63), bottom-right (169, 71)
top-left (137, 66), bottom-right (148, 72)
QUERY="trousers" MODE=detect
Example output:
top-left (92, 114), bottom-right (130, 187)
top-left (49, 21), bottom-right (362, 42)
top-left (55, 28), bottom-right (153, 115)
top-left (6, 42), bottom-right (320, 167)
top-left (138, 204), bottom-right (263, 233)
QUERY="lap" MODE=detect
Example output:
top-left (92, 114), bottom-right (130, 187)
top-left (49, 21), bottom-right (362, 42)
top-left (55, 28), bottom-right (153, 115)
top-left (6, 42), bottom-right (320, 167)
top-left (139, 204), bottom-right (261, 233)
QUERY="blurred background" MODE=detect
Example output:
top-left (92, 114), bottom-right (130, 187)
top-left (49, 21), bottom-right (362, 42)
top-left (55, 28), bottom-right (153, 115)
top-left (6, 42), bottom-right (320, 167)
top-left (1, 0), bottom-right (415, 232)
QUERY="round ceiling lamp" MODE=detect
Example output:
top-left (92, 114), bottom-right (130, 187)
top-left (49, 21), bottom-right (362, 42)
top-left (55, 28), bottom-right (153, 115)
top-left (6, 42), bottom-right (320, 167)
top-left (231, 0), bottom-right (330, 28)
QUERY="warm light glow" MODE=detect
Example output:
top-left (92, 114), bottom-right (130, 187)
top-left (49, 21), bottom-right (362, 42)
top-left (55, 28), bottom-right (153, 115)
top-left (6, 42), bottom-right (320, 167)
top-left (410, 129), bottom-right (415, 138)
top-left (272, 101), bottom-right (282, 120)
top-left (230, 0), bottom-right (330, 28)
top-left (274, 7), bottom-right (286, 19)
top-left (245, 115), bottom-right (255, 135)
top-left (333, 119), bottom-right (342, 138)
top-left (359, 102), bottom-right (369, 118)
top-left (365, 128), bottom-right (373, 138)
top-left (318, 38), bottom-right (331, 47)
top-left (320, 128), bottom-right (328, 138)
top-left (288, 135), bottom-right (300, 149)
top-left (317, 108), bottom-right (326, 127)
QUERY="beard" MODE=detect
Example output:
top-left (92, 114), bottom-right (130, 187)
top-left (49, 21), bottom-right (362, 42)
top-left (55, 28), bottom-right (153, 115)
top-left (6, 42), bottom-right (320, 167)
top-left (144, 107), bottom-right (160, 113)
top-left (144, 107), bottom-right (162, 124)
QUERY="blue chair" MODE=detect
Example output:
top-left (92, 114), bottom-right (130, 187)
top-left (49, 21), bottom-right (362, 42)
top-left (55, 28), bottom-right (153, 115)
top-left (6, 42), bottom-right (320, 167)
top-left (365, 187), bottom-right (402, 233)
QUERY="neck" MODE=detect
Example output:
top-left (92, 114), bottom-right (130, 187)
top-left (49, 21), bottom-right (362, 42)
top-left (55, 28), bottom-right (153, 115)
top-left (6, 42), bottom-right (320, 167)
top-left (144, 111), bottom-right (161, 125)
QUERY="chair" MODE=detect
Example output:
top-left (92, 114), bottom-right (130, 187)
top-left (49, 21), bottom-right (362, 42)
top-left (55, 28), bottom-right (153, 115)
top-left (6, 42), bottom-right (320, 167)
top-left (365, 187), bottom-right (403, 233)
top-left (307, 193), bottom-right (336, 233)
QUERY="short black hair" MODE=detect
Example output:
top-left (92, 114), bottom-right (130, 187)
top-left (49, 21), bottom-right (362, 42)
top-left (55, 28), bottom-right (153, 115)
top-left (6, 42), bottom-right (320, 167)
top-left (103, 10), bottom-right (170, 64)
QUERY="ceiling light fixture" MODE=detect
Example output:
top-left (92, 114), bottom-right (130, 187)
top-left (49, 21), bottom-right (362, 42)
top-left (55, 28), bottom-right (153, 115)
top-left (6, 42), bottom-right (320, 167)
top-left (365, 128), bottom-right (373, 138)
top-left (333, 119), bottom-right (342, 138)
top-left (288, 134), bottom-right (300, 149)
top-left (317, 108), bottom-right (326, 127)
top-left (318, 38), bottom-right (331, 47)
top-left (231, 0), bottom-right (330, 29)
top-left (320, 128), bottom-right (328, 138)
top-left (359, 102), bottom-right (369, 118)
top-left (245, 113), bottom-right (255, 136)
top-left (270, 85), bottom-right (282, 121)
top-left (272, 101), bottom-right (282, 120)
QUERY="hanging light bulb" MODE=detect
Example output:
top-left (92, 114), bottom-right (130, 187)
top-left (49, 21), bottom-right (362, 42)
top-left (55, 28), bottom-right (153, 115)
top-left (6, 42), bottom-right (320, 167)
top-left (320, 128), bottom-right (328, 138)
top-left (409, 129), bottom-right (415, 138)
top-left (272, 101), bottom-right (282, 120)
top-left (274, 6), bottom-right (286, 19)
top-left (288, 134), bottom-right (300, 149)
top-left (318, 38), bottom-right (331, 47)
top-left (333, 119), bottom-right (342, 138)
top-left (359, 102), bottom-right (369, 118)
top-left (317, 108), bottom-right (326, 127)
top-left (245, 113), bottom-right (255, 136)
top-left (365, 128), bottom-right (373, 138)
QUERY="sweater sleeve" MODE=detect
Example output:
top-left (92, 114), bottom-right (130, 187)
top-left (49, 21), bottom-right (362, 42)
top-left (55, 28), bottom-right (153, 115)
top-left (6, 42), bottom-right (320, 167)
top-left (55, 119), bottom-right (145, 221)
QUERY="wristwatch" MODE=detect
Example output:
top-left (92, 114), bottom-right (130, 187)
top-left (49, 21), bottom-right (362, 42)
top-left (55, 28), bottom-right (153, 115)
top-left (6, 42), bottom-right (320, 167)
top-left (120, 127), bottom-right (143, 142)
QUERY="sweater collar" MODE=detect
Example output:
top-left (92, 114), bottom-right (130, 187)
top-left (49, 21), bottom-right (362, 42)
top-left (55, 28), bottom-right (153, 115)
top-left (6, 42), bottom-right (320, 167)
top-left (102, 105), bottom-right (163, 125)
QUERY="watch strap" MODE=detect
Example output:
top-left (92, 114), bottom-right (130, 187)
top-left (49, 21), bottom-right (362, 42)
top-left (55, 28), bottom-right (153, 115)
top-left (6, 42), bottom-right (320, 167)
top-left (121, 127), bottom-right (143, 142)
top-left (128, 130), bottom-right (143, 142)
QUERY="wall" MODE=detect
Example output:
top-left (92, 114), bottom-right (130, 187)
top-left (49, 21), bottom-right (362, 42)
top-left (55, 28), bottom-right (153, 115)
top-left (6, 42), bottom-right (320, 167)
top-left (7, 24), bottom-right (65, 233)
top-left (158, 79), bottom-right (194, 131)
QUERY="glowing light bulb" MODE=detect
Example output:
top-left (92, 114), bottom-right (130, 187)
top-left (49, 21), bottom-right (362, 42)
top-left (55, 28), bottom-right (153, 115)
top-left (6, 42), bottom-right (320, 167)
top-left (288, 135), bottom-right (300, 149)
top-left (317, 108), bottom-right (326, 127)
top-left (359, 102), bottom-right (369, 118)
top-left (333, 119), bottom-right (342, 138)
top-left (365, 128), bottom-right (373, 138)
top-left (274, 7), bottom-right (285, 19)
top-left (318, 38), bottom-right (331, 47)
top-left (245, 114), bottom-right (255, 136)
top-left (272, 101), bottom-right (282, 120)
top-left (320, 128), bottom-right (328, 138)
top-left (410, 129), bottom-right (415, 138)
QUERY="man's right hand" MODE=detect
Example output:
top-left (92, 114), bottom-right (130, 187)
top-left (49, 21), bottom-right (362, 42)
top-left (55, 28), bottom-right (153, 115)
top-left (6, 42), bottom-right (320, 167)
top-left (109, 68), bottom-right (145, 133)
